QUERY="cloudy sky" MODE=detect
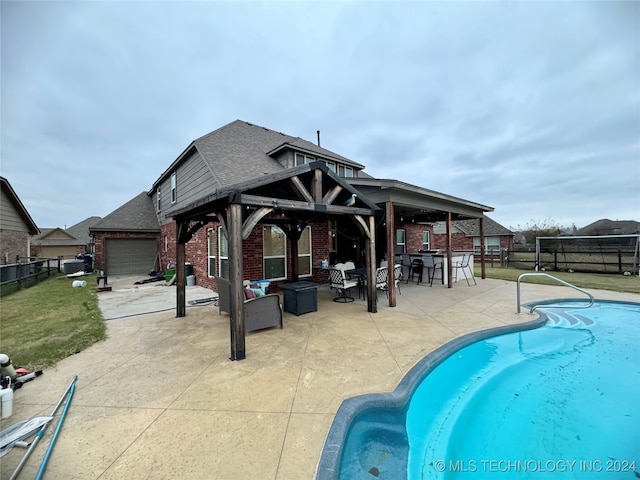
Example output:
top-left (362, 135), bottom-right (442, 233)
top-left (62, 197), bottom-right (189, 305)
top-left (2, 1), bottom-right (639, 231)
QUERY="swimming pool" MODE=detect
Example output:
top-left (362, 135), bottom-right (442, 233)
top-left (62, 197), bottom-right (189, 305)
top-left (316, 300), bottom-right (640, 479)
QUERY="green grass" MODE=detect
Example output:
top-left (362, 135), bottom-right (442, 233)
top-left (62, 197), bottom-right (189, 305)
top-left (0, 274), bottom-right (107, 371)
top-left (482, 265), bottom-right (640, 295)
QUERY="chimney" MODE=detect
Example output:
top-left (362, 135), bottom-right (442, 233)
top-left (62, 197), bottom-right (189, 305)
top-left (317, 130), bottom-right (321, 147)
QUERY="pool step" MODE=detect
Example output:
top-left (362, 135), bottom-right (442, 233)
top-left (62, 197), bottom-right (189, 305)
top-left (545, 309), bottom-right (595, 328)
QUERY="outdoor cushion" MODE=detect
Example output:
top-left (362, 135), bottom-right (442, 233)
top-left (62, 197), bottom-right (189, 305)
top-left (244, 288), bottom-right (256, 299)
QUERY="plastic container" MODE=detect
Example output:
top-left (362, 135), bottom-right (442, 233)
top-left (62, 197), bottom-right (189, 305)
top-left (186, 275), bottom-right (196, 286)
top-left (0, 387), bottom-right (13, 418)
top-left (72, 280), bottom-right (87, 288)
top-left (258, 280), bottom-right (270, 293)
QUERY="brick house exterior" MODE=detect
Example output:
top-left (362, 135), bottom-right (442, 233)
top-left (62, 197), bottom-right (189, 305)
top-left (92, 120), bottom-right (509, 288)
top-left (0, 177), bottom-right (40, 264)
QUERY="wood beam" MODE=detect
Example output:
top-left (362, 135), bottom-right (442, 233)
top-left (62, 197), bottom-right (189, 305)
top-left (290, 175), bottom-right (314, 203)
top-left (386, 201), bottom-right (396, 307)
top-left (176, 221), bottom-right (187, 317)
top-left (228, 203), bottom-right (245, 361)
top-left (479, 216), bottom-right (486, 279)
top-left (240, 193), bottom-right (372, 216)
top-left (366, 215), bottom-right (377, 313)
top-left (321, 185), bottom-right (342, 205)
top-left (312, 169), bottom-right (323, 203)
top-left (446, 211), bottom-right (452, 288)
top-left (241, 207), bottom-right (273, 240)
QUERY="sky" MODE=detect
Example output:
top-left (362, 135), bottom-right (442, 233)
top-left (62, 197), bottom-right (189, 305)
top-left (2, 1), bottom-right (639, 232)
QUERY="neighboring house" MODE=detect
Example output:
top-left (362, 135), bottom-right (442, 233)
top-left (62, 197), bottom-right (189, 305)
top-left (90, 192), bottom-right (161, 275)
top-left (67, 216), bottom-right (102, 253)
top-left (92, 120), bottom-right (495, 290)
top-left (575, 219), bottom-right (640, 236)
top-left (0, 177), bottom-right (40, 264)
top-left (30, 228), bottom-right (86, 260)
top-left (435, 215), bottom-right (514, 254)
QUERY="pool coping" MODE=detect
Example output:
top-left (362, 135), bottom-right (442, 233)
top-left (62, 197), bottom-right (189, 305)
top-left (315, 297), bottom-right (640, 479)
top-left (314, 318), bottom-right (546, 479)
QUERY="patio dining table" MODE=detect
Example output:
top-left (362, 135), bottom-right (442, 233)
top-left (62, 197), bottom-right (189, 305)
top-left (345, 268), bottom-right (367, 299)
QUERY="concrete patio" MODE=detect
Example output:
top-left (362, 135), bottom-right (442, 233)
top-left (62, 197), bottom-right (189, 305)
top-left (1, 276), bottom-right (637, 479)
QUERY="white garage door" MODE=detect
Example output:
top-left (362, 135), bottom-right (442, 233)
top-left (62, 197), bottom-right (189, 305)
top-left (105, 239), bottom-right (157, 275)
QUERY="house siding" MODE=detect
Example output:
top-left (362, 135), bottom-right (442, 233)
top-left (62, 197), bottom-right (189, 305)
top-left (1, 189), bottom-right (29, 232)
top-left (157, 150), bottom-right (215, 225)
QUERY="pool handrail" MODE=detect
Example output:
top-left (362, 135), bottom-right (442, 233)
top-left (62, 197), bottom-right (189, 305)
top-left (517, 272), bottom-right (595, 313)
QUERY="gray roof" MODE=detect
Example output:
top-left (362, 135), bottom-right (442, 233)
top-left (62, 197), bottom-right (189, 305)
top-left (576, 219), bottom-right (640, 236)
top-left (90, 192), bottom-right (159, 232)
top-left (454, 215), bottom-right (513, 236)
top-left (154, 120), bottom-right (364, 190)
top-left (67, 216), bottom-right (102, 244)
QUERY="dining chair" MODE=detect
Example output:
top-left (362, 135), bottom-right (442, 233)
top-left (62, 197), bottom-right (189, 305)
top-left (452, 253), bottom-right (476, 286)
top-left (421, 255), bottom-right (443, 287)
top-left (401, 254), bottom-right (412, 283)
top-left (393, 264), bottom-right (402, 295)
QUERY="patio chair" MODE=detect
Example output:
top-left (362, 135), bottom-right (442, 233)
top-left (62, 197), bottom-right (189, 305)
top-left (328, 268), bottom-right (359, 302)
top-left (216, 277), bottom-right (283, 331)
top-left (364, 266), bottom-right (389, 298)
top-left (393, 264), bottom-right (402, 295)
top-left (452, 253), bottom-right (476, 286)
top-left (400, 254), bottom-right (412, 283)
top-left (410, 258), bottom-right (423, 283)
top-left (421, 254), bottom-right (443, 287)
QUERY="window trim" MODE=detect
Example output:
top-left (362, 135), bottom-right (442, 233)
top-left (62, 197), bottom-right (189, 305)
top-left (218, 226), bottom-right (228, 278)
top-left (422, 231), bottom-right (430, 251)
top-left (170, 173), bottom-right (177, 204)
top-left (263, 224), bottom-right (287, 281)
top-left (297, 226), bottom-right (312, 277)
top-left (396, 228), bottom-right (406, 254)
top-left (207, 228), bottom-right (216, 278)
top-left (156, 188), bottom-right (161, 212)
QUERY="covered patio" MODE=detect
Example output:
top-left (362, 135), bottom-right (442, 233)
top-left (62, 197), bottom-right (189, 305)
top-left (169, 162), bottom-right (495, 360)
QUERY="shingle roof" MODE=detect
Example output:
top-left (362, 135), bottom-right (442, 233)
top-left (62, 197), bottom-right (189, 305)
top-left (90, 192), bottom-right (159, 232)
top-left (156, 120), bottom-right (365, 190)
top-left (453, 215), bottom-right (513, 236)
top-left (67, 216), bottom-right (102, 244)
top-left (576, 219), bottom-right (640, 236)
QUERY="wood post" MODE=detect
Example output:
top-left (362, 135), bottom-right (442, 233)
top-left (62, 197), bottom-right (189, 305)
top-left (386, 201), bottom-right (396, 307)
top-left (176, 221), bottom-right (186, 317)
top-left (228, 203), bottom-right (245, 360)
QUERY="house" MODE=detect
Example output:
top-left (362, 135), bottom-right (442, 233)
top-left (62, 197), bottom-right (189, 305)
top-left (92, 120), bottom-right (498, 359)
top-left (433, 215), bottom-right (514, 254)
top-left (576, 219), bottom-right (640, 236)
top-left (0, 177), bottom-right (40, 264)
top-left (30, 228), bottom-right (87, 260)
top-left (67, 216), bottom-right (102, 251)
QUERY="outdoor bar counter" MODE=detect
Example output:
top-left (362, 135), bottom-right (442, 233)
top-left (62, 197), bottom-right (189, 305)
top-left (403, 252), bottom-right (474, 284)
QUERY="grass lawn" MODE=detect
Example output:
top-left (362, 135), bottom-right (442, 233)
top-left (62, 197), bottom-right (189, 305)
top-left (0, 274), bottom-right (106, 371)
top-left (482, 265), bottom-right (640, 295)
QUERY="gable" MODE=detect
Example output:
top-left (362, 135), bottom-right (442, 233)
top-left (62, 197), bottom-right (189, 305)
top-left (91, 192), bottom-right (160, 232)
top-left (0, 177), bottom-right (39, 234)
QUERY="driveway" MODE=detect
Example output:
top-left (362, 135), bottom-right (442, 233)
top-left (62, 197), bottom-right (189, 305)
top-left (97, 274), bottom-right (218, 320)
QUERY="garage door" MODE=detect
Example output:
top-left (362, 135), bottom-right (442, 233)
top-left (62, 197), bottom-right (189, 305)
top-left (105, 239), bottom-right (157, 275)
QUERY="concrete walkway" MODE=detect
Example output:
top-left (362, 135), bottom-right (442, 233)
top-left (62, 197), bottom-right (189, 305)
top-left (1, 276), bottom-right (637, 479)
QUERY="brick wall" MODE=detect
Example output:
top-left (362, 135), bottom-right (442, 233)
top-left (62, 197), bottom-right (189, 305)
top-left (159, 220), bottom-right (332, 292)
top-left (0, 229), bottom-right (29, 264)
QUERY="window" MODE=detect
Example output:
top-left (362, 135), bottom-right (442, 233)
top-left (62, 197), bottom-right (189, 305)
top-left (338, 165), bottom-right (353, 177)
top-left (395, 229), bottom-right (406, 254)
top-left (156, 188), bottom-right (161, 212)
top-left (207, 228), bottom-right (216, 277)
top-left (295, 153), bottom-right (315, 166)
top-left (170, 173), bottom-right (177, 203)
top-left (328, 220), bottom-right (337, 254)
top-left (297, 226), bottom-right (312, 276)
top-left (263, 225), bottom-right (286, 280)
top-left (324, 161), bottom-right (336, 173)
top-left (474, 236), bottom-right (500, 254)
top-left (422, 231), bottom-right (430, 251)
top-left (218, 227), bottom-right (228, 278)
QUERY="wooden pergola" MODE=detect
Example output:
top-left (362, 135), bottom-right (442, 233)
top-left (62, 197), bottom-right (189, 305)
top-left (170, 162), bottom-right (380, 360)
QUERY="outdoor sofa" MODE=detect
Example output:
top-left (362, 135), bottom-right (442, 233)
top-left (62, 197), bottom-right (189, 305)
top-left (216, 277), bottom-right (283, 332)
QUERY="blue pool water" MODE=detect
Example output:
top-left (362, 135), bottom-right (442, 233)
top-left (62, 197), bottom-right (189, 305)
top-left (317, 301), bottom-right (640, 479)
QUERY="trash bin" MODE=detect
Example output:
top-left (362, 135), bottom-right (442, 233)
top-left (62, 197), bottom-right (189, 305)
top-left (187, 275), bottom-right (196, 286)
